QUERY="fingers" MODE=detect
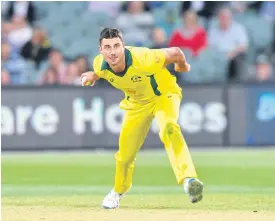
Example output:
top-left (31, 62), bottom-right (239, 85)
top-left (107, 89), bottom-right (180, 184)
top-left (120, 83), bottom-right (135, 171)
top-left (80, 71), bottom-right (98, 86)
top-left (81, 76), bottom-right (88, 86)
top-left (80, 73), bottom-right (87, 81)
top-left (175, 63), bottom-right (191, 72)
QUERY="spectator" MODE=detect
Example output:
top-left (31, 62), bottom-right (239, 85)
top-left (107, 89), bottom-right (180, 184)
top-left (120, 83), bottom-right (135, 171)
top-left (21, 27), bottom-right (51, 69)
top-left (75, 55), bottom-right (89, 74)
top-left (7, 15), bottom-right (32, 49)
top-left (1, 70), bottom-right (11, 85)
top-left (116, 1), bottom-right (154, 46)
top-left (6, 1), bottom-right (35, 24)
top-left (121, 1), bottom-right (152, 12)
top-left (66, 62), bottom-right (81, 85)
top-left (41, 67), bottom-right (60, 85)
top-left (181, 1), bottom-right (224, 20)
top-left (1, 22), bottom-right (11, 44)
top-left (168, 10), bottom-right (207, 57)
top-left (248, 55), bottom-right (275, 82)
top-left (151, 28), bottom-right (168, 49)
top-left (209, 8), bottom-right (249, 80)
top-left (40, 49), bottom-right (67, 84)
top-left (1, 42), bottom-right (26, 85)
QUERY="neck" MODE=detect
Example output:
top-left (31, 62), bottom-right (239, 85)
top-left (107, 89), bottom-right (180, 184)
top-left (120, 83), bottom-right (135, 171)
top-left (109, 54), bottom-right (126, 73)
top-left (220, 23), bottom-right (230, 31)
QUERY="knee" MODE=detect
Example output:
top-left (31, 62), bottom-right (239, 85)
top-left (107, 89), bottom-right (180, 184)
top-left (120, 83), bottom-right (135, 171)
top-left (159, 121), bottom-right (181, 142)
top-left (164, 121), bottom-right (180, 134)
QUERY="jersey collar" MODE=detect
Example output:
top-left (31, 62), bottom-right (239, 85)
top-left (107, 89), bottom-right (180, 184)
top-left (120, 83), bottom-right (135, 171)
top-left (101, 48), bottom-right (132, 77)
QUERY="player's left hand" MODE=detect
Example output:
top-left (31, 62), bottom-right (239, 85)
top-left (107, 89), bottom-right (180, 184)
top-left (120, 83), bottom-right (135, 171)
top-left (175, 63), bottom-right (191, 72)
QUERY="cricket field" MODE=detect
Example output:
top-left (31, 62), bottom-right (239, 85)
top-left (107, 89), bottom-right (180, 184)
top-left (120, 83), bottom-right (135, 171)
top-left (2, 148), bottom-right (275, 221)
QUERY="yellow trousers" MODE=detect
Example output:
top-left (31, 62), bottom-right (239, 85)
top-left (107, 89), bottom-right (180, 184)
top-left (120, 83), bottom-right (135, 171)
top-left (114, 93), bottom-right (198, 194)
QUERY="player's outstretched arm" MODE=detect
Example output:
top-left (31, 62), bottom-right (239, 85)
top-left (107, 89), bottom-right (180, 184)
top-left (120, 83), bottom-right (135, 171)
top-left (80, 71), bottom-right (100, 87)
top-left (162, 47), bottom-right (191, 72)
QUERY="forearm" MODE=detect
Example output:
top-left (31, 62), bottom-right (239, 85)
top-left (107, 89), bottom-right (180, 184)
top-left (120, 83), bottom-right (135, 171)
top-left (233, 45), bottom-right (247, 54)
top-left (163, 47), bottom-right (187, 66)
top-left (162, 47), bottom-right (190, 72)
top-left (228, 45), bottom-right (247, 59)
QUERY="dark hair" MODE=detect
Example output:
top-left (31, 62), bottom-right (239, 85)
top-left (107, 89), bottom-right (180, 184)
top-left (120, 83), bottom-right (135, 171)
top-left (99, 28), bottom-right (123, 44)
top-left (121, 2), bottom-right (151, 12)
top-left (75, 55), bottom-right (88, 61)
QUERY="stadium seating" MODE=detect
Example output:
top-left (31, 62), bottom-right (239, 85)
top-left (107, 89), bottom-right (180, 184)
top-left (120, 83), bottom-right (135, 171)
top-left (235, 10), bottom-right (274, 63)
top-left (183, 48), bottom-right (228, 83)
top-left (11, 2), bottom-right (275, 84)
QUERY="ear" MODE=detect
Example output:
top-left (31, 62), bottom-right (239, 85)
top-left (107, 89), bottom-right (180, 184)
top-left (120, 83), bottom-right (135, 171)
top-left (99, 46), bottom-right (102, 54)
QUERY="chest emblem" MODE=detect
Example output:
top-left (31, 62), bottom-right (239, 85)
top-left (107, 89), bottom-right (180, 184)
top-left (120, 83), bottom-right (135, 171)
top-left (131, 75), bottom-right (142, 82)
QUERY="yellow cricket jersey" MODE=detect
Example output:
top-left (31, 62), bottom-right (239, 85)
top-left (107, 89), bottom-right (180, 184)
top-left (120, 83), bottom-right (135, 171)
top-left (93, 46), bottom-right (182, 107)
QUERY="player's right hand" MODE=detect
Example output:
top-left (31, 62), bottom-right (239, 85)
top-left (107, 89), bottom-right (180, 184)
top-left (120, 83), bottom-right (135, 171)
top-left (175, 63), bottom-right (191, 72)
top-left (80, 72), bottom-right (99, 87)
top-left (81, 75), bottom-right (91, 86)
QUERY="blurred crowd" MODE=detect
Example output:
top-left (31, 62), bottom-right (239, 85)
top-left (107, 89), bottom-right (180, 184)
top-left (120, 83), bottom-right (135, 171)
top-left (1, 1), bottom-right (275, 86)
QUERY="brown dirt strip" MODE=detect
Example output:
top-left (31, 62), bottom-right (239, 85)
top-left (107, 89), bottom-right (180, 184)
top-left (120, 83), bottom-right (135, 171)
top-left (2, 205), bottom-right (275, 221)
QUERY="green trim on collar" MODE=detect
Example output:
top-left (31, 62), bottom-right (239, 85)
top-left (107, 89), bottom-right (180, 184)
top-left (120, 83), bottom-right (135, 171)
top-left (101, 48), bottom-right (132, 77)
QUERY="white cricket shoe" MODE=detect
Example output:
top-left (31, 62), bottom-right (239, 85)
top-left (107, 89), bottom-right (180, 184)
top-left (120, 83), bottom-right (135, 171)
top-left (184, 178), bottom-right (204, 203)
top-left (102, 189), bottom-right (123, 209)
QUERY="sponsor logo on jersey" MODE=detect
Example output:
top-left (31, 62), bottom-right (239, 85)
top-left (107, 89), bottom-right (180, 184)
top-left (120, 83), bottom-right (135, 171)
top-left (109, 78), bottom-right (114, 82)
top-left (127, 88), bottom-right (137, 94)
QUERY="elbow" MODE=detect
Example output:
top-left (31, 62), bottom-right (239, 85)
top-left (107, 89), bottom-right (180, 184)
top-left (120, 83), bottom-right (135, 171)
top-left (171, 47), bottom-right (183, 57)
top-left (163, 47), bottom-right (185, 67)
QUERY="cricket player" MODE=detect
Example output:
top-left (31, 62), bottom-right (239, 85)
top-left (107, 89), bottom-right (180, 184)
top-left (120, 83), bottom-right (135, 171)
top-left (81, 28), bottom-right (204, 209)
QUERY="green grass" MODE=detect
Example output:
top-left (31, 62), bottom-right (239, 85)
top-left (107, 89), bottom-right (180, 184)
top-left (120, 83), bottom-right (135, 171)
top-left (2, 149), bottom-right (275, 221)
top-left (2, 150), bottom-right (275, 189)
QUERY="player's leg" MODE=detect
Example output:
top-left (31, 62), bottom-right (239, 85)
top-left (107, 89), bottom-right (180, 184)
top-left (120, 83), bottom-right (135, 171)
top-left (114, 106), bottom-right (153, 194)
top-left (102, 104), bottom-right (153, 209)
top-left (154, 93), bottom-right (197, 184)
top-left (154, 93), bottom-right (203, 203)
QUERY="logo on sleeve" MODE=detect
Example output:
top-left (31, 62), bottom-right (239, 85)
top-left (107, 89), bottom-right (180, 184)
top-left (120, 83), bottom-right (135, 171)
top-left (156, 56), bottom-right (160, 63)
top-left (154, 51), bottom-right (160, 63)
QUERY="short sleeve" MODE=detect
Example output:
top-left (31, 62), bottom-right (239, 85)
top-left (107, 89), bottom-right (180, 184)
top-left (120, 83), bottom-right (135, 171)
top-left (135, 47), bottom-right (166, 72)
top-left (93, 55), bottom-right (105, 78)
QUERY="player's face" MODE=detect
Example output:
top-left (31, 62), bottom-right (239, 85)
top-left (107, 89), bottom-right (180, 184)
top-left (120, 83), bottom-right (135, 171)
top-left (100, 38), bottom-right (125, 66)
